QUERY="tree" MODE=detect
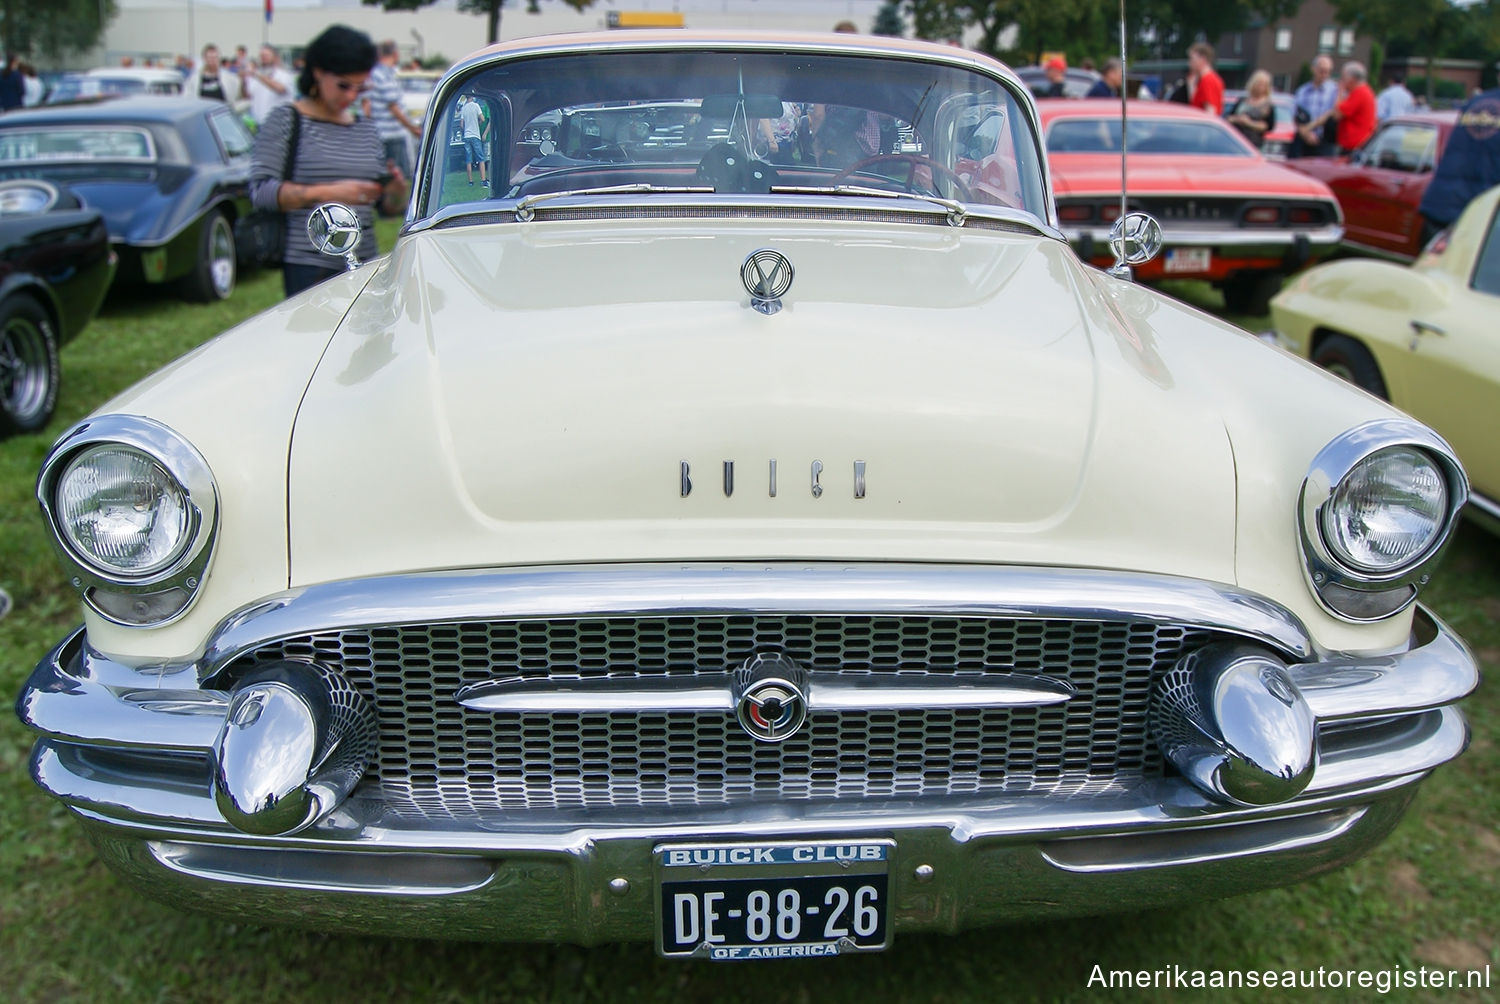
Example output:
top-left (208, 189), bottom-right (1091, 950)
top-left (872, 1), bottom-right (905, 38)
top-left (1332, 0), bottom-right (1500, 101)
top-left (0, 0), bottom-right (117, 59)
top-left (363, 0), bottom-right (595, 47)
top-left (906, 0), bottom-right (1298, 64)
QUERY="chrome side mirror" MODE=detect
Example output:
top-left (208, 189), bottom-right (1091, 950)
top-left (307, 203), bottom-right (362, 270)
top-left (1106, 212), bottom-right (1163, 280)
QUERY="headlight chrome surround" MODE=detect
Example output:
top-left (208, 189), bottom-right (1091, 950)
top-left (37, 416), bottom-right (219, 626)
top-left (1299, 420), bottom-right (1468, 622)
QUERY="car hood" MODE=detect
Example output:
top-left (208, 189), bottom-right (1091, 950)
top-left (1050, 154), bottom-right (1336, 199)
top-left (285, 216), bottom-right (1242, 587)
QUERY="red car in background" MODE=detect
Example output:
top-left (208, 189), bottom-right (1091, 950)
top-left (1286, 111), bottom-right (1456, 261)
top-left (1038, 100), bottom-right (1344, 314)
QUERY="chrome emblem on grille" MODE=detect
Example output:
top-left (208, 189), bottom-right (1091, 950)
top-left (741, 249), bottom-right (794, 315)
top-left (733, 652), bottom-right (809, 743)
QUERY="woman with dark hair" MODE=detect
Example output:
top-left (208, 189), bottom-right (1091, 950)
top-left (249, 24), bottom-right (407, 297)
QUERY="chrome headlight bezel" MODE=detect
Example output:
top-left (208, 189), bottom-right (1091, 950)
top-left (1298, 420), bottom-right (1468, 622)
top-left (37, 416), bottom-right (219, 626)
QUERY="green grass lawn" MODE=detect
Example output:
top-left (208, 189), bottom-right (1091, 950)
top-left (0, 263), bottom-right (1495, 1001)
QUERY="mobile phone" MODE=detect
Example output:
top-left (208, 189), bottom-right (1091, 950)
top-left (376, 173), bottom-right (395, 186)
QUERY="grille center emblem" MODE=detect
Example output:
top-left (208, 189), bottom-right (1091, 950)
top-left (733, 652), bottom-right (809, 743)
top-left (741, 249), bottom-right (794, 316)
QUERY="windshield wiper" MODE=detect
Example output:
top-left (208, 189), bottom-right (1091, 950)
top-left (512, 183), bottom-right (711, 221)
top-left (771, 184), bottom-right (968, 227)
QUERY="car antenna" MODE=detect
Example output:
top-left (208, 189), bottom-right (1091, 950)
top-left (1107, 0), bottom-right (1132, 279)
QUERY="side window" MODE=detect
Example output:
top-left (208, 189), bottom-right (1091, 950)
top-left (1470, 207), bottom-right (1500, 297)
top-left (208, 108), bottom-right (253, 159)
top-left (1359, 124), bottom-right (1435, 172)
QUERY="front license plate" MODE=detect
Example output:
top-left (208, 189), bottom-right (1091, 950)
top-left (656, 840), bottom-right (891, 960)
top-left (1164, 247), bottom-right (1212, 273)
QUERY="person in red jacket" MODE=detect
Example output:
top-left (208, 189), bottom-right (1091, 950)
top-left (1187, 42), bottom-right (1224, 115)
top-left (1311, 62), bottom-right (1377, 154)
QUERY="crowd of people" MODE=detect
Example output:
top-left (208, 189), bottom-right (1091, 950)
top-left (1028, 42), bottom-right (1430, 160)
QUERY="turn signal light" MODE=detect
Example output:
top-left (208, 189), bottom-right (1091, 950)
top-left (1244, 206), bottom-right (1281, 225)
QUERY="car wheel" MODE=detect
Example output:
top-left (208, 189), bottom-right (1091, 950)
top-left (1312, 333), bottom-right (1388, 399)
top-left (179, 211), bottom-right (237, 302)
top-left (1221, 272), bottom-right (1284, 317)
top-left (0, 294), bottom-right (60, 435)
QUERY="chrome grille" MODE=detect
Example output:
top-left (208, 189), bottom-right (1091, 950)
top-left (233, 616), bottom-right (1215, 818)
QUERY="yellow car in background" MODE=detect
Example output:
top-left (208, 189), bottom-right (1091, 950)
top-left (1272, 183), bottom-right (1500, 527)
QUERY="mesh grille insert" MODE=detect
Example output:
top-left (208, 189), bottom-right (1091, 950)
top-left (232, 615), bottom-right (1213, 819)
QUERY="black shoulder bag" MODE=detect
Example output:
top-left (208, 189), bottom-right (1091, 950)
top-left (235, 108), bottom-right (301, 267)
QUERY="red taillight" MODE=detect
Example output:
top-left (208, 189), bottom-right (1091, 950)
top-left (1244, 206), bottom-right (1281, 225)
top-left (1287, 206), bottom-right (1322, 225)
top-left (1098, 203), bottom-right (1121, 221)
top-left (1058, 204), bottom-right (1093, 222)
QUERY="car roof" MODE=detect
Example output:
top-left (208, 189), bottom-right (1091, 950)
top-left (0, 96), bottom-right (215, 126)
top-left (447, 29), bottom-right (1026, 92)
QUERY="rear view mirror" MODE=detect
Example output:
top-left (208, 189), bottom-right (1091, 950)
top-left (700, 93), bottom-right (785, 119)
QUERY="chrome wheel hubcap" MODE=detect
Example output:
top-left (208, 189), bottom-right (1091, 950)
top-left (210, 218), bottom-right (235, 297)
top-left (0, 316), bottom-right (49, 420)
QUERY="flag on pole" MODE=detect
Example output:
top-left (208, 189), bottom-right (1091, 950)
top-left (265, 0), bottom-right (273, 24)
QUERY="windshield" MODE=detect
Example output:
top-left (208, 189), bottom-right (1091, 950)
top-left (419, 48), bottom-right (1046, 220)
top-left (1048, 117), bottom-right (1252, 156)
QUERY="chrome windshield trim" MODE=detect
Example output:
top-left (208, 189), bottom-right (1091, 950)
top-left (455, 671), bottom-right (1075, 714)
top-left (406, 193), bottom-right (1063, 241)
top-left (195, 564), bottom-right (1315, 679)
top-left (409, 34), bottom-right (1054, 228)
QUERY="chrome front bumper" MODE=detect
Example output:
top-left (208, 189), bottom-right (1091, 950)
top-left (16, 564), bottom-right (1477, 943)
top-left (1065, 223), bottom-right (1344, 260)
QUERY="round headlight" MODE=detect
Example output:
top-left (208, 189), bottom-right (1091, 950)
top-left (1320, 446), bottom-right (1448, 573)
top-left (55, 444), bottom-right (192, 576)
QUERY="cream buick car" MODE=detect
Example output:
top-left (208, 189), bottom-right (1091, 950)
top-left (16, 33), bottom-right (1478, 958)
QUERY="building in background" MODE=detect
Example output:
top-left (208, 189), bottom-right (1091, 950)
top-left (1215, 0), bottom-right (1372, 92)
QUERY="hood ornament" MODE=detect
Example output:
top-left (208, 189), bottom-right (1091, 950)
top-left (741, 249), bottom-right (794, 315)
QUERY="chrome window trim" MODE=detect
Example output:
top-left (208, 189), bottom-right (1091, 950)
top-left (408, 36), bottom-right (1055, 229)
top-left (36, 415), bottom-right (219, 626)
top-left (191, 563), bottom-right (1316, 682)
top-left (1297, 419), bottom-right (1469, 622)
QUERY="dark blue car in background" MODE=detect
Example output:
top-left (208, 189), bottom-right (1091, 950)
top-left (0, 97), bottom-right (252, 301)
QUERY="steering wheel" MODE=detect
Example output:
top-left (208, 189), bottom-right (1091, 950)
top-left (831, 154), bottom-right (972, 202)
top-left (579, 141), bottom-right (631, 163)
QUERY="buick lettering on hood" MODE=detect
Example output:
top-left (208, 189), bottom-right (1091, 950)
top-left (16, 31), bottom-right (1477, 958)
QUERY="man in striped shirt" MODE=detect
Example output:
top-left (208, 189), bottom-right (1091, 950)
top-left (366, 40), bottom-right (422, 178)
